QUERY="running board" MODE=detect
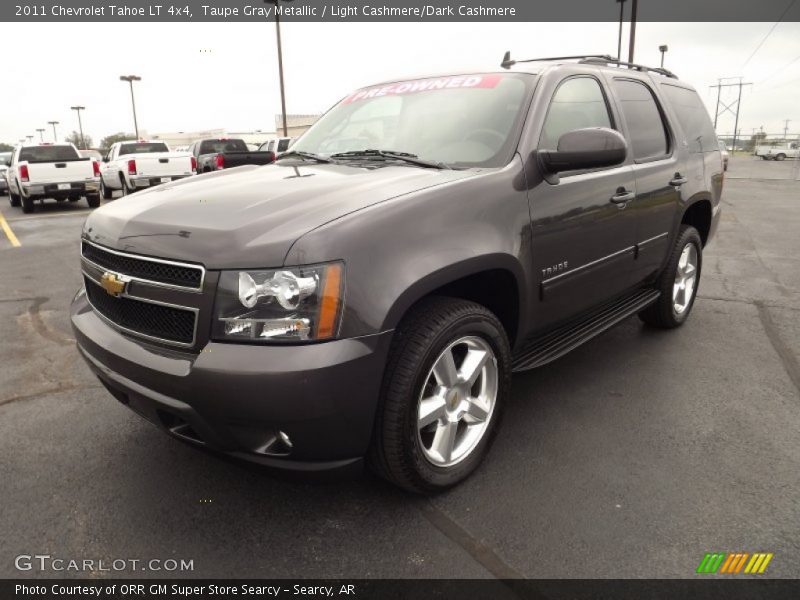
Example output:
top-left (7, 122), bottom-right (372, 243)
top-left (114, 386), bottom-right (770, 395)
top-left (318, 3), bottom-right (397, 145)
top-left (511, 289), bottom-right (660, 372)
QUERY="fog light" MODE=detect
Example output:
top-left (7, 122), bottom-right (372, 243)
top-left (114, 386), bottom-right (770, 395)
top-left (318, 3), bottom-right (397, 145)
top-left (278, 430), bottom-right (293, 449)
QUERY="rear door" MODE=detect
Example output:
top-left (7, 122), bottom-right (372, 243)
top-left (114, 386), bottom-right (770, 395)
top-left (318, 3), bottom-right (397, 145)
top-left (607, 76), bottom-right (682, 284)
top-left (528, 73), bottom-right (638, 327)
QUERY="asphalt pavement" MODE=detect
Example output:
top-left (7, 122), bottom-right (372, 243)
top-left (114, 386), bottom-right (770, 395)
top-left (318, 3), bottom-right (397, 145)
top-left (1, 156), bottom-right (798, 579)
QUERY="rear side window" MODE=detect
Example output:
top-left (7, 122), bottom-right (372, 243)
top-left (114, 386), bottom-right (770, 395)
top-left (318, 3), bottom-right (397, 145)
top-left (539, 77), bottom-right (612, 149)
top-left (660, 85), bottom-right (717, 153)
top-left (19, 145), bottom-right (80, 162)
top-left (612, 79), bottom-right (669, 161)
top-left (119, 142), bottom-right (169, 156)
top-left (277, 139), bottom-right (291, 152)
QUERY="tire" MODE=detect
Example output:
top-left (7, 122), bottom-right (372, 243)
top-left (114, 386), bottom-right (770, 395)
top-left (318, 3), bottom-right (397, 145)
top-left (21, 194), bottom-right (34, 214)
top-left (639, 225), bottom-right (703, 329)
top-left (9, 192), bottom-right (20, 207)
top-left (86, 193), bottom-right (101, 208)
top-left (369, 297), bottom-right (511, 494)
top-left (776, 153), bottom-right (786, 161)
top-left (100, 179), bottom-right (113, 200)
top-left (760, 156), bottom-right (768, 160)
top-left (120, 175), bottom-right (133, 196)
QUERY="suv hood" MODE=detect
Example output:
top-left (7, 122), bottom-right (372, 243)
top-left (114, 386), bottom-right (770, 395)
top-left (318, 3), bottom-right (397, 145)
top-left (83, 162), bottom-right (477, 268)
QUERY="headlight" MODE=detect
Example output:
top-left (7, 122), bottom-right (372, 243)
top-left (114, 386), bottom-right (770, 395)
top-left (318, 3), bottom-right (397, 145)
top-left (212, 262), bottom-right (344, 343)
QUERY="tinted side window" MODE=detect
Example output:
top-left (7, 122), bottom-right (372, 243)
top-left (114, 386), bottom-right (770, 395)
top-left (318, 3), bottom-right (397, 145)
top-left (539, 77), bottom-right (612, 149)
top-left (612, 80), bottom-right (669, 161)
top-left (660, 84), bottom-right (717, 153)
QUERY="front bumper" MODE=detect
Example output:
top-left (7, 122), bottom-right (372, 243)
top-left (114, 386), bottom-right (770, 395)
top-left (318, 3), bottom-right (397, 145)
top-left (71, 290), bottom-right (393, 472)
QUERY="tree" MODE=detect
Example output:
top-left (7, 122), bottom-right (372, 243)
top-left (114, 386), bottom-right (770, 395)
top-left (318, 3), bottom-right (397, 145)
top-left (100, 132), bottom-right (135, 153)
top-left (65, 130), bottom-right (94, 150)
top-left (0, 142), bottom-right (13, 152)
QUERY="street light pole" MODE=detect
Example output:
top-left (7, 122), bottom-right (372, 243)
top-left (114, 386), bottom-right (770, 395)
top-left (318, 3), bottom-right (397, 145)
top-left (48, 121), bottom-right (59, 142)
top-left (615, 0), bottom-right (626, 59)
top-left (71, 106), bottom-right (87, 149)
top-left (659, 45), bottom-right (668, 68)
top-left (627, 0), bottom-right (638, 63)
top-left (26, 135), bottom-right (34, 143)
top-left (36, 128), bottom-right (45, 142)
top-left (120, 75), bottom-right (142, 138)
top-left (265, 0), bottom-right (293, 138)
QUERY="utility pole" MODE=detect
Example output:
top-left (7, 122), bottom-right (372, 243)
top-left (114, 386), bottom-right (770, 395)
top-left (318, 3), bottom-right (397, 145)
top-left (120, 75), bottom-right (141, 139)
top-left (616, 0), bottom-right (626, 59)
top-left (783, 119), bottom-right (791, 140)
top-left (36, 128), bottom-right (45, 142)
top-left (48, 121), bottom-right (59, 142)
top-left (627, 0), bottom-right (638, 63)
top-left (71, 106), bottom-right (87, 149)
top-left (265, 0), bottom-right (292, 138)
top-left (709, 78), bottom-right (752, 151)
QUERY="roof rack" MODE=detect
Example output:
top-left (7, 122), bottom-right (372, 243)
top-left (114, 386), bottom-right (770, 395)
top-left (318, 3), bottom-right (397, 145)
top-left (500, 51), bottom-right (678, 79)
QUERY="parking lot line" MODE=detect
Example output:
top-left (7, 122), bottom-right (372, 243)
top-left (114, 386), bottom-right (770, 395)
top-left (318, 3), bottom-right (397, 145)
top-left (5, 210), bottom-right (93, 222)
top-left (0, 212), bottom-right (21, 247)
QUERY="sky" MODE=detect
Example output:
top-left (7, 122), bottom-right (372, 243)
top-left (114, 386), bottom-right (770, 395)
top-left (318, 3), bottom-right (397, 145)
top-left (1, 21), bottom-right (798, 145)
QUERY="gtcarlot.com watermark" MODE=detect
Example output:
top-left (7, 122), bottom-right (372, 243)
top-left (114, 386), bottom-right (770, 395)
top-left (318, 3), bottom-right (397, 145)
top-left (15, 554), bottom-right (194, 573)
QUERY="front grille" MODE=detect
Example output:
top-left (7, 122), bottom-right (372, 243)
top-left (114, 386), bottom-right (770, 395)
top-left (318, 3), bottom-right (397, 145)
top-left (84, 277), bottom-right (196, 345)
top-left (81, 241), bottom-right (203, 289)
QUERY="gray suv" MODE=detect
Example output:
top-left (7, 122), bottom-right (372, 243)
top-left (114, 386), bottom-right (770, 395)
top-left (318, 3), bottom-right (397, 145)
top-left (71, 54), bottom-right (723, 493)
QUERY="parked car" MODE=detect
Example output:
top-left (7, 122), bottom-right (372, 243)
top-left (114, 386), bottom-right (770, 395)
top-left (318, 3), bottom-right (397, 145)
top-left (72, 55), bottom-right (722, 493)
top-left (755, 141), bottom-right (800, 161)
top-left (718, 139), bottom-right (729, 170)
top-left (0, 151), bottom-right (10, 195)
top-left (259, 137), bottom-right (294, 154)
top-left (99, 140), bottom-right (196, 199)
top-left (7, 143), bottom-right (100, 212)
top-left (189, 138), bottom-right (275, 173)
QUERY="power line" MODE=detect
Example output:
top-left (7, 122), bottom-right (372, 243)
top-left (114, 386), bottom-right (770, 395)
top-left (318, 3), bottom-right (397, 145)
top-left (757, 52), bottom-right (800, 86)
top-left (741, 0), bottom-right (797, 69)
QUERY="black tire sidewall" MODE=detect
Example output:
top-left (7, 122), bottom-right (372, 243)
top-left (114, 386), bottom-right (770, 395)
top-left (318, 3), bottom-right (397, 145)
top-left (399, 310), bottom-right (510, 491)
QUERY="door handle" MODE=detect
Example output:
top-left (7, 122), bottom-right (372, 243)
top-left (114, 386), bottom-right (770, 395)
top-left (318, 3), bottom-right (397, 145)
top-left (670, 173), bottom-right (688, 187)
top-left (610, 188), bottom-right (635, 205)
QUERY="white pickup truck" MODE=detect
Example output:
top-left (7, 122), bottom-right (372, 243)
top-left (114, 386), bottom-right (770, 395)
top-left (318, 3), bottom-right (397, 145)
top-left (755, 141), bottom-right (800, 161)
top-left (100, 140), bottom-right (196, 199)
top-left (6, 143), bottom-right (101, 213)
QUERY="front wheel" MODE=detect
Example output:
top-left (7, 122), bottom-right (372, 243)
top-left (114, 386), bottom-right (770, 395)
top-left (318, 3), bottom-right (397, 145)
top-left (775, 153), bottom-right (786, 161)
top-left (639, 225), bottom-right (703, 328)
top-left (369, 297), bottom-right (511, 494)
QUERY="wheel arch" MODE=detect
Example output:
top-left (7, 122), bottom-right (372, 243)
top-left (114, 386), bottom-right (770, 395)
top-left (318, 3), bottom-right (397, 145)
top-left (381, 254), bottom-right (526, 347)
top-left (680, 198), bottom-right (713, 246)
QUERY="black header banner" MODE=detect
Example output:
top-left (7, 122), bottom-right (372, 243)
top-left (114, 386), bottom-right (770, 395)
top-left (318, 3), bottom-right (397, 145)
top-left (3, 0), bottom-right (800, 22)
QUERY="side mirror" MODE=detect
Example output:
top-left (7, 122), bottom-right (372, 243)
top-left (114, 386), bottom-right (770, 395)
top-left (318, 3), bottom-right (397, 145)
top-left (539, 127), bottom-right (627, 175)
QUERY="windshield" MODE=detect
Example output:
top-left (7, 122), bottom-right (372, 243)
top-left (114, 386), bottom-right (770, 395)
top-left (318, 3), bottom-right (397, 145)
top-left (199, 139), bottom-right (248, 154)
top-left (19, 145), bottom-right (80, 162)
top-left (119, 142), bottom-right (169, 156)
top-left (292, 73), bottom-right (532, 168)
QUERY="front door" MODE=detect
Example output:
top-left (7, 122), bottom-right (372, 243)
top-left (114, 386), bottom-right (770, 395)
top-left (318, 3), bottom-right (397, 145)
top-left (528, 75), bottom-right (638, 329)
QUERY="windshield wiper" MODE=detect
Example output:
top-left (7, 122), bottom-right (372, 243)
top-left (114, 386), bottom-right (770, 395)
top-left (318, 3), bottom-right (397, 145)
top-left (330, 149), bottom-right (451, 170)
top-left (274, 150), bottom-right (332, 164)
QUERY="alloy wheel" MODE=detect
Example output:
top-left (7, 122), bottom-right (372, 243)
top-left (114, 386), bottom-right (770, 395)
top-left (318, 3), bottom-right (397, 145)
top-left (673, 243), bottom-right (698, 314)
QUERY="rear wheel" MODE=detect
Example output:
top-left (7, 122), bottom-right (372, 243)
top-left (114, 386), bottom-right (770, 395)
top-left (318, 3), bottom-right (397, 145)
top-left (120, 175), bottom-right (133, 196)
top-left (9, 192), bottom-right (20, 207)
top-left (100, 178), bottom-right (113, 200)
top-left (86, 193), bottom-right (101, 208)
top-left (639, 225), bottom-right (702, 328)
top-left (21, 194), bottom-right (34, 214)
top-left (369, 297), bottom-right (510, 494)
top-left (776, 153), bottom-right (787, 161)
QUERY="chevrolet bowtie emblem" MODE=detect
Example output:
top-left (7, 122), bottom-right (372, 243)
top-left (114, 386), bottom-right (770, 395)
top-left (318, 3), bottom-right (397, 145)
top-left (100, 272), bottom-right (126, 297)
